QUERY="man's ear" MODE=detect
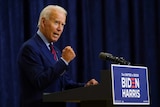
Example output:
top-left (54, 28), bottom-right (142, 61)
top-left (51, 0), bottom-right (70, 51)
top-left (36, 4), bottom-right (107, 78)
top-left (41, 17), bottom-right (46, 28)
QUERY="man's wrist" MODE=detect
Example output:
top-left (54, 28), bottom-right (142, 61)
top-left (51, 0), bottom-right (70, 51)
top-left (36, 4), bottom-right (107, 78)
top-left (61, 57), bottom-right (69, 65)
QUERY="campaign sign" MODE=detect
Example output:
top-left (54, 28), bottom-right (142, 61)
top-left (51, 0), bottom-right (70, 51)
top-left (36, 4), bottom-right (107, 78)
top-left (111, 64), bottom-right (150, 105)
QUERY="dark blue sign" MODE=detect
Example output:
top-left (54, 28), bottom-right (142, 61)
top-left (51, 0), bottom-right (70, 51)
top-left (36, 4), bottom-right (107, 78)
top-left (111, 64), bottom-right (150, 105)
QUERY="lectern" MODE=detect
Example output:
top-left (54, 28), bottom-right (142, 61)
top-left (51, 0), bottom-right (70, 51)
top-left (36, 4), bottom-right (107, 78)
top-left (43, 69), bottom-right (150, 107)
top-left (43, 70), bottom-right (112, 107)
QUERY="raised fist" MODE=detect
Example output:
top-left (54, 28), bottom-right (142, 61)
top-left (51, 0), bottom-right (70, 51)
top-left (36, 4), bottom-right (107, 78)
top-left (62, 46), bottom-right (76, 63)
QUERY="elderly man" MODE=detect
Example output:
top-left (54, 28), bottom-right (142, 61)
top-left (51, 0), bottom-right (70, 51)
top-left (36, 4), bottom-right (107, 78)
top-left (17, 5), bottom-right (98, 107)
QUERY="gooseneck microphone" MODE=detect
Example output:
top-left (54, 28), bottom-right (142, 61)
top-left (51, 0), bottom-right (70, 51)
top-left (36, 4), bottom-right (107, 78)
top-left (99, 52), bottom-right (131, 65)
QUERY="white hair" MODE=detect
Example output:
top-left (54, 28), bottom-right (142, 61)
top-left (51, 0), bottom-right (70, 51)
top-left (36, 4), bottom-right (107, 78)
top-left (37, 5), bottom-right (67, 27)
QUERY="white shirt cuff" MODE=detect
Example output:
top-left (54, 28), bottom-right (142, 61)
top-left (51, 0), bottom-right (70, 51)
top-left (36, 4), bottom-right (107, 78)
top-left (61, 57), bottom-right (69, 65)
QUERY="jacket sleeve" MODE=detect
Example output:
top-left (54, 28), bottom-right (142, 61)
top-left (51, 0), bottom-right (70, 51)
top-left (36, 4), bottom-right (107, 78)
top-left (62, 72), bottom-right (85, 90)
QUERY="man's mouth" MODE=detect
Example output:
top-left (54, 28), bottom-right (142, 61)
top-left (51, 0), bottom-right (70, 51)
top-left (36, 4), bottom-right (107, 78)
top-left (53, 33), bottom-right (59, 38)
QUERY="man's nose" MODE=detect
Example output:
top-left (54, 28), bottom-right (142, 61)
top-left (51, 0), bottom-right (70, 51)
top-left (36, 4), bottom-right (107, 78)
top-left (57, 25), bottom-right (63, 31)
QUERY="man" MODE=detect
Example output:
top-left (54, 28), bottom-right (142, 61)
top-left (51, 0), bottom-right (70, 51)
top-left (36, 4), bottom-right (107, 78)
top-left (17, 5), bottom-right (98, 107)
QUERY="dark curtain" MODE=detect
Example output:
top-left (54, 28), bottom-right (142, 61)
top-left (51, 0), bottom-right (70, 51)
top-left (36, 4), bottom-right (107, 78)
top-left (0, 0), bottom-right (160, 107)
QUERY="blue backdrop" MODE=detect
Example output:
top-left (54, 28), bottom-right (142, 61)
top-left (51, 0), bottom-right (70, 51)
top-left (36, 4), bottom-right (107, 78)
top-left (0, 0), bottom-right (160, 107)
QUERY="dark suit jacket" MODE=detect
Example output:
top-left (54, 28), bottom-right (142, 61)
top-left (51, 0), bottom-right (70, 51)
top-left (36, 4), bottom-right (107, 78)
top-left (17, 33), bottom-right (84, 107)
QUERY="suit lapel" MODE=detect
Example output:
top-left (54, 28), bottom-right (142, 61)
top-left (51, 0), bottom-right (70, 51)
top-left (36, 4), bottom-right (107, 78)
top-left (34, 34), bottom-right (57, 64)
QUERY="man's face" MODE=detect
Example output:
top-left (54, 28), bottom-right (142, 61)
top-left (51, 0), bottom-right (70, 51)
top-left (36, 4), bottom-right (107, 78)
top-left (41, 10), bottom-right (66, 43)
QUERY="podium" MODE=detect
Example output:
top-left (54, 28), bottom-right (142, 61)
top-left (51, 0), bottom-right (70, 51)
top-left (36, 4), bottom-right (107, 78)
top-left (43, 70), bottom-right (150, 107)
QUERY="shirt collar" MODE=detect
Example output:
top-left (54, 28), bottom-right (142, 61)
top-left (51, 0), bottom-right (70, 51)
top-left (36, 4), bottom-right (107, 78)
top-left (37, 29), bottom-right (51, 49)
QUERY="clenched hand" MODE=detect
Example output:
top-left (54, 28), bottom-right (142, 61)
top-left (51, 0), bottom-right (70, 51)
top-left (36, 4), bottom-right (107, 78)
top-left (62, 46), bottom-right (76, 63)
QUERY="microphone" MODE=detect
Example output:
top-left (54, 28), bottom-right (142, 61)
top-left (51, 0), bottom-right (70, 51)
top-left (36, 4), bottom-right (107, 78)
top-left (99, 52), bottom-right (131, 65)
